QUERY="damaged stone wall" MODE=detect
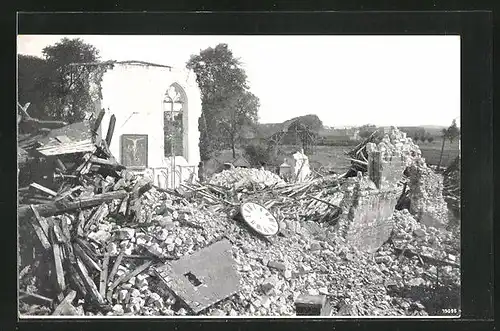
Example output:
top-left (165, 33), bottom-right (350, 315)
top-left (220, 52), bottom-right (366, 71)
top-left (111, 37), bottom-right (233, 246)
top-left (407, 165), bottom-right (449, 228)
top-left (335, 177), bottom-right (400, 253)
top-left (335, 126), bottom-right (454, 253)
top-left (336, 141), bottom-right (406, 253)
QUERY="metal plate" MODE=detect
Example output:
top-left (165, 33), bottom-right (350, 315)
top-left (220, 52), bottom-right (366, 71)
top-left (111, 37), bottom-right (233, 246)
top-left (154, 239), bottom-right (241, 314)
top-left (240, 202), bottom-right (279, 236)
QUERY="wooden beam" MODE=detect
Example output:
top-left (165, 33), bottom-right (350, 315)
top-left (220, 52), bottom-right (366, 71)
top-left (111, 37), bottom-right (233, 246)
top-left (18, 190), bottom-right (128, 220)
top-left (19, 290), bottom-right (53, 305)
top-left (17, 102), bottom-right (32, 119)
top-left (30, 205), bottom-right (52, 238)
top-left (89, 155), bottom-right (125, 171)
top-left (109, 260), bottom-right (153, 292)
top-left (99, 253), bottom-right (110, 298)
top-left (28, 207), bottom-right (51, 250)
top-left (105, 115), bottom-right (116, 146)
top-left (55, 158), bottom-right (67, 172)
top-left (67, 263), bottom-right (87, 297)
top-left (107, 250), bottom-right (124, 284)
top-left (52, 239), bottom-right (66, 293)
top-left (73, 243), bottom-right (102, 272)
top-left (30, 183), bottom-right (58, 197)
top-left (83, 203), bottom-right (109, 232)
top-left (52, 290), bottom-right (77, 315)
top-left (106, 250), bottom-right (124, 302)
top-left (92, 109), bottom-right (106, 138)
top-left (75, 258), bottom-right (105, 305)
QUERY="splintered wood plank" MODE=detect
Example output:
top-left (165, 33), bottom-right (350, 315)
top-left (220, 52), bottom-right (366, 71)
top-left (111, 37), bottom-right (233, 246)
top-left (89, 155), bottom-right (125, 170)
top-left (52, 239), bottom-right (66, 293)
top-left (83, 203), bottom-right (109, 232)
top-left (67, 263), bottom-right (87, 298)
top-left (99, 253), bottom-right (110, 298)
top-left (75, 238), bottom-right (99, 260)
top-left (19, 291), bottom-right (53, 305)
top-left (74, 153), bottom-right (93, 175)
top-left (73, 243), bottom-right (102, 272)
top-left (54, 185), bottom-right (82, 202)
top-left (92, 109), bottom-right (105, 138)
top-left (37, 139), bottom-right (96, 156)
top-left (30, 205), bottom-right (53, 236)
top-left (55, 158), bottom-right (67, 172)
top-left (107, 250), bottom-right (124, 285)
top-left (105, 250), bottom-right (125, 302)
top-left (52, 290), bottom-right (77, 315)
top-left (28, 206), bottom-right (51, 250)
top-left (118, 195), bottom-right (129, 216)
top-left (30, 182), bottom-right (58, 197)
top-left (52, 222), bottom-right (64, 244)
top-left (109, 260), bottom-right (153, 291)
top-left (75, 258), bottom-right (105, 305)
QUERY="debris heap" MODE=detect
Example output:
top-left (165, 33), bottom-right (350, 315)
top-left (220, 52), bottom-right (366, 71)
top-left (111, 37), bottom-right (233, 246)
top-left (17, 108), bottom-right (460, 317)
top-left (208, 168), bottom-right (286, 190)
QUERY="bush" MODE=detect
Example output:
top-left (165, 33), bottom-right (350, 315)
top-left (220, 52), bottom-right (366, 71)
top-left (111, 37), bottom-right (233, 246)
top-left (243, 143), bottom-right (272, 166)
top-left (428, 137), bottom-right (434, 143)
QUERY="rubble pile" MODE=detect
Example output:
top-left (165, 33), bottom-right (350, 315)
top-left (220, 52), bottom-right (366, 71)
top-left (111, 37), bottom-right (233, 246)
top-left (208, 167), bottom-right (286, 191)
top-left (347, 126), bottom-right (425, 174)
top-left (17, 108), bottom-right (460, 317)
top-left (349, 127), bottom-right (451, 228)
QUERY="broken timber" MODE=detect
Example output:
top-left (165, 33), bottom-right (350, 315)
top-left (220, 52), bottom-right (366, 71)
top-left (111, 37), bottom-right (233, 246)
top-left (18, 190), bottom-right (128, 220)
top-left (30, 182), bottom-right (58, 197)
top-left (99, 253), bottom-right (110, 298)
top-left (29, 205), bottom-right (51, 250)
top-left (75, 258), bottom-right (105, 305)
top-left (52, 290), bottom-right (77, 316)
top-left (36, 139), bottom-right (97, 156)
top-left (50, 226), bottom-right (66, 292)
top-left (109, 260), bottom-right (153, 291)
top-left (106, 250), bottom-right (125, 302)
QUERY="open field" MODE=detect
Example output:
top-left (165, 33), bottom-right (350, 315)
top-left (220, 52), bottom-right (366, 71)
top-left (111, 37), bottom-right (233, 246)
top-left (416, 138), bottom-right (460, 167)
top-left (205, 137), bottom-right (459, 176)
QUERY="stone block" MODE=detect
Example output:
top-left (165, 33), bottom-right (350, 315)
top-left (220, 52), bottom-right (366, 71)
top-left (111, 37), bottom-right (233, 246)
top-left (336, 183), bottom-right (399, 253)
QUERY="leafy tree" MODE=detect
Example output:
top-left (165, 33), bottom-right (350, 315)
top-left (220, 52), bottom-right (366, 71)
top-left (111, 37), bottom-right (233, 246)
top-left (413, 134), bottom-right (420, 143)
top-left (447, 119), bottom-right (460, 143)
top-left (18, 38), bottom-right (106, 123)
top-left (18, 55), bottom-right (52, 120)
top-left (427, 136), bottom-right (434, 143)
top-left (187, 43), bottom-right (260, 160)
top-left (218, 91), bottom-right (260, 158)
top-left (417, 127), bottom-right (427, 141)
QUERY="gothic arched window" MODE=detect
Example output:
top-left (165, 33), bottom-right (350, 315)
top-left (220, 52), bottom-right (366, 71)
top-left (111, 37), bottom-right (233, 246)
top-left (163, 84), bottom-right (185, 157)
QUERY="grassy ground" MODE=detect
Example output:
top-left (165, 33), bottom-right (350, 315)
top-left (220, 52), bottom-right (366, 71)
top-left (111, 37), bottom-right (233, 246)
top-left (416, 138), bottom-right (460, 167)
top-left (204, 138), bottom-right (459, 175)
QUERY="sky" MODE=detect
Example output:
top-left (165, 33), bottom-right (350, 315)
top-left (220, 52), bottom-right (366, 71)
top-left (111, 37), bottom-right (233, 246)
top-left (17, 35), bottom-right (460, 128)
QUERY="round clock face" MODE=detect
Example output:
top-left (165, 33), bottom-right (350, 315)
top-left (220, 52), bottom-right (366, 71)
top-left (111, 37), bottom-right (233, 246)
top-left (240, 202), bottom-right (279, 236)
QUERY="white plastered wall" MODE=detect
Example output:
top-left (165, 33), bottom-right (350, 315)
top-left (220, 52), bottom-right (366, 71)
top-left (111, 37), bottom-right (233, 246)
top-left (98, 63), bottom-right (202, 187)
